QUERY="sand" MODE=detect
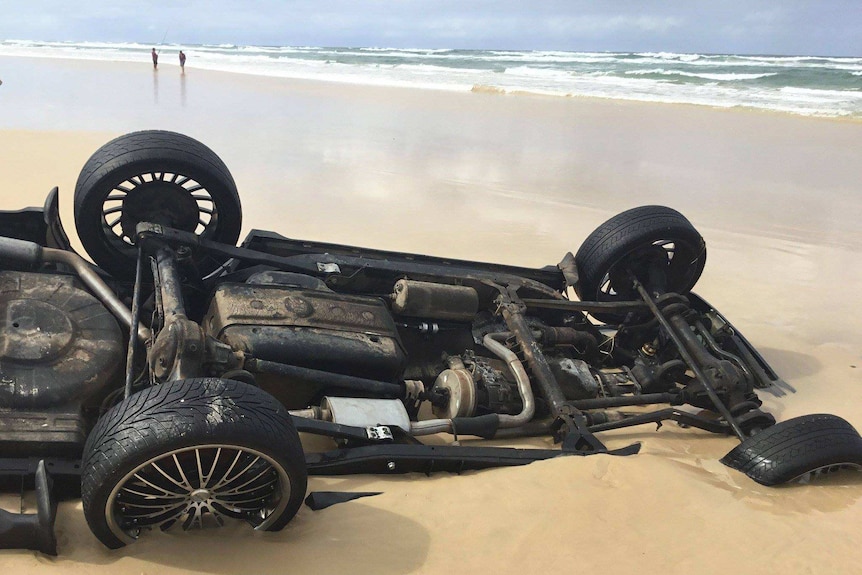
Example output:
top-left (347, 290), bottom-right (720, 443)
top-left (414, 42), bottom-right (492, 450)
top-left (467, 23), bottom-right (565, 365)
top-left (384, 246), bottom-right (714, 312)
top-left (0, 54), bottom-right (861, 573)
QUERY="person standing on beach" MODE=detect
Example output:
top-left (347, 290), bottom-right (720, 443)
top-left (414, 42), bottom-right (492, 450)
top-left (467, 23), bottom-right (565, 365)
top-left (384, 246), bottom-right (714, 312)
top-left (152, 48), bottom-right (159, 69)
top-left (179, 50), bottom-right (186, 71)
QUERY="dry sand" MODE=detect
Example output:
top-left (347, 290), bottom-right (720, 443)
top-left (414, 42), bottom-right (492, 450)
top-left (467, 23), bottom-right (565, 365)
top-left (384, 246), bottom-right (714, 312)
top-left (0, 55), bottom-right (861, 573)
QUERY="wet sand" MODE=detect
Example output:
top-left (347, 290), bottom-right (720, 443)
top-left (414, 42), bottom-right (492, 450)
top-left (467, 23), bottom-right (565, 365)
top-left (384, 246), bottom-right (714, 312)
top-left (1, 55), bottom-right (861, 573)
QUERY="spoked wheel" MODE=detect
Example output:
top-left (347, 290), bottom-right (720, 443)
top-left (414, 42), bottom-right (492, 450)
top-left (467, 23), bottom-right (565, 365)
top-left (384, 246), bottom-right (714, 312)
top-left (74, 131), bottom-right (242, 279)
top-left (574, 205), bottom-right (706, 322)
top-left (106, 445), bottom-right (292, 535)
top-left (82, 378), bottom-right (306, 549)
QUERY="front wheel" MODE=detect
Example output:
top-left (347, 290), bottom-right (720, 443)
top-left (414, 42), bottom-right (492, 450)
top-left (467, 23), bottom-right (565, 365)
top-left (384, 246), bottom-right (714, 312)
top-left (721, 413), bottom-right (862, 486)
top-left (81, 378), bottom-right (307, 549)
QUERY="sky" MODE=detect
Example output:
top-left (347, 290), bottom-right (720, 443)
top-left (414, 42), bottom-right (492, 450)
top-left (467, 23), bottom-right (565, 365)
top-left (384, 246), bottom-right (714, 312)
top-left (0, 0), bottom-right (859, 56)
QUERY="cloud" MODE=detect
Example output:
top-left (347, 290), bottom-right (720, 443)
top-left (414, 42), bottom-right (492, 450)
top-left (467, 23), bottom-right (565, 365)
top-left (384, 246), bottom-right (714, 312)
top-left (548, 14), bottom-right (684, 36)
top-left (0, 1), bottom-right (857, 56)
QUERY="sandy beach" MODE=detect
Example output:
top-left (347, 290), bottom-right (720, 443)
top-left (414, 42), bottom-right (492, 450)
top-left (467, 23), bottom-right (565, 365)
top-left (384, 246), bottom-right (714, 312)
top-left (1, 54), bottom-right (861, 573)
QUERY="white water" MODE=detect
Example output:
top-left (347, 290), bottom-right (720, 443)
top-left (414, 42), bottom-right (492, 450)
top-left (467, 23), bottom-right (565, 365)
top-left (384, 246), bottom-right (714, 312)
top-left (2, 40), bottom-right (860, 118)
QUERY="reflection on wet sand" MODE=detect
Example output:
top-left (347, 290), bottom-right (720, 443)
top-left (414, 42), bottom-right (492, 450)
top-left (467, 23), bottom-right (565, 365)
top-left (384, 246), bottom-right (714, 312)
top-left (152, 68), bottom-right (158, 105)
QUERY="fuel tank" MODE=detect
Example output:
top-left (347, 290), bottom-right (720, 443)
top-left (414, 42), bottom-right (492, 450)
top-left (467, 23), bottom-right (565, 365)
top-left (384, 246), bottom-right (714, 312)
top-left (0, 271), bottom-right (124, 455)
top-left (0, 271), bottom-right (123, 409)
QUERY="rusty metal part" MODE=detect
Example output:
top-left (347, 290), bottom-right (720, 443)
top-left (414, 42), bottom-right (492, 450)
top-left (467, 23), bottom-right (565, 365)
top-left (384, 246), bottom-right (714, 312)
top-left (570, 393), bottom-right (679, 410)
top-left (148, 317), bottom-right (205, 382)
top-left (152, 246), bottom-right (186, 319)
top-left (288, 406), bottom-right (324, 420)
top-left (0, 408), bottom-right (88, 457)
top-left (244, 358), bottom-right (403, 397)
top-left (43, 249), bottom-right (147, 340)
top-left (124, 245), bottom-right (145, 399)
top-left (521, 298), bottom-right (648, 314)
top-left (693, 321), bottom-right (752, 387)
top-left (391, 279), bottom-right (479, 321)
top-left (547, 357), bottom-right (599, 400)
top-left (17, 243), bottom-right (149, 342)
top-left (203, 337), bottom-right (243, 375)
top-left (147, 246), bottom-right (204, 382)
top-left (537, 327), bottom-right (597, 350)
top-left (246, 270), bottom-right (330, 291)
top-left (496, 292), bottom-right (608, 452)
top-left (204, 282), bottom-right (406, 382)
top-left (632, 279), bottom-right (747, 440)
top-left (500, 301), bottom-right (569, 416)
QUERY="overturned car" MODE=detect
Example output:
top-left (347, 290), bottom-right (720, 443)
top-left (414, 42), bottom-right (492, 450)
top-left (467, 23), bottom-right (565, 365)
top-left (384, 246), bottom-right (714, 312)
top-left (1, 131), bottom-right (861, 554)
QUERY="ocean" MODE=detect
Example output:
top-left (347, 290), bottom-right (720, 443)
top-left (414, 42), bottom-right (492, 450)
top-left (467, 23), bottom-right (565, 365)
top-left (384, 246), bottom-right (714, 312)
top-left (1, 39), bottom-right (861, 118)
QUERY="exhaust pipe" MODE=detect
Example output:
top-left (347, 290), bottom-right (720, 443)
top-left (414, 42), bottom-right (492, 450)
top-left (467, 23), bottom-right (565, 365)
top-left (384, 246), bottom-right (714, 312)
top-left (0, 236), bottom-right (150, 341)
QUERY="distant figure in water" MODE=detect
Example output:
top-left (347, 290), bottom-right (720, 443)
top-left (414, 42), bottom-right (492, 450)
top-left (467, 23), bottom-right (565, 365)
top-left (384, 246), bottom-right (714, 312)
top-left (179, 50), bottom-right (186, 72)
top-left (152, 48), bottom-right (159, 69)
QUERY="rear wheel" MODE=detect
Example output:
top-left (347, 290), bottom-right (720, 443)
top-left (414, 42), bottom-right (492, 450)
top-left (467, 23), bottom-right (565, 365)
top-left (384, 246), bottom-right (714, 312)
top-left (574, 206), bottom-right (706, 322)
top-left (74, 130), bottom-right (242, 279)
top-left (81, 378), bottom-right (306, 549)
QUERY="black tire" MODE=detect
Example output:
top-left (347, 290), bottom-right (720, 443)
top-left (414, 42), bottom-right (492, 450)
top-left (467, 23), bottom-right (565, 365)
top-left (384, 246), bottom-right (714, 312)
top-left (574, 206), bottom-right (706, 321)
top-left (81, 378), bottom-right (306, 549)
top-left (721, 414), bottom-right (862, 486)
top-left (74, 130), bottom-right (242, 279)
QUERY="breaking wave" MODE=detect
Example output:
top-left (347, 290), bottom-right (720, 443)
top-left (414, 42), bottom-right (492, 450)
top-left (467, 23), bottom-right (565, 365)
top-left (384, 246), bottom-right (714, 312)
top-left (0, 40), bottom-right (859, 117)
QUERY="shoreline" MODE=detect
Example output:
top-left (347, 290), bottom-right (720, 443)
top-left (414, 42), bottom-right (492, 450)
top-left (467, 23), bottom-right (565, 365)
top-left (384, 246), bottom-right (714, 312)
top-left (2, 52), bottom-right (861, 122)
top-left (3, 53), bottom-right (861, 125)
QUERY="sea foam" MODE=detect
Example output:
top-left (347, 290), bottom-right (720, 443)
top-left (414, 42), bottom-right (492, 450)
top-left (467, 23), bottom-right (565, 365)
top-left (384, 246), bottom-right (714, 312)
top-left (0, 41), bottom-right (859, 118)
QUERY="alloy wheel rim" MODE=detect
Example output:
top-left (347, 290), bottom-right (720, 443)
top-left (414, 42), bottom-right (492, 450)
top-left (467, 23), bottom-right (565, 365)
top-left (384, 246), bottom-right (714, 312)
top-left (105, 444), bottom-right (291, 543)
top-left (100, 170), bottom-right (219, 254)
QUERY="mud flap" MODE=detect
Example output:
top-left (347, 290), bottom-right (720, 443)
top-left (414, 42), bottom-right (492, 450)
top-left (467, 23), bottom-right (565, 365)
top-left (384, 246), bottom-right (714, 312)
top-left (43, 187), bottom-right (75, 252)
top-left (304, 491), bottom-right (382, 511)
top-left (0, 460), bottom-right (58, 555)
top-left (721, 414), bottom-right (862, 486)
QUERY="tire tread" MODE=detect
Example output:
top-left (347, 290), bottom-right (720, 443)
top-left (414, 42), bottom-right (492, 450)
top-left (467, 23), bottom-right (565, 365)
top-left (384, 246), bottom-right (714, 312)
top-left (73, 131), bottom-right (242, 278)
top-left (82, 378), bottom-right (306, 548)
top-left (574, 205), bottom-right (705, 303)
top-left (721, 414), bottom-right (862, 485)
